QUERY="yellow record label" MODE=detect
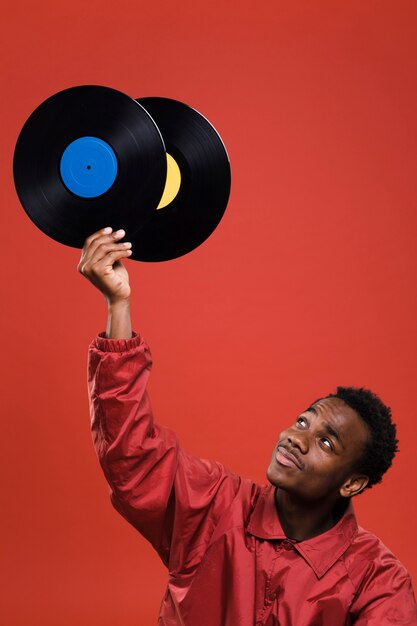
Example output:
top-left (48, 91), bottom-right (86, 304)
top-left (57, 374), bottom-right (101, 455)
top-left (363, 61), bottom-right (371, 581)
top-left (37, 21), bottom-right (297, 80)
top-left (157, 153), bottom-right (181, 209)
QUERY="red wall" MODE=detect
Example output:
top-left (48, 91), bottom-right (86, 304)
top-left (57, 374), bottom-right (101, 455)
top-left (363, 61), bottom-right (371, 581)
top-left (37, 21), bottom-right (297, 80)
top-left (1, 1), bottom-right (417, 623)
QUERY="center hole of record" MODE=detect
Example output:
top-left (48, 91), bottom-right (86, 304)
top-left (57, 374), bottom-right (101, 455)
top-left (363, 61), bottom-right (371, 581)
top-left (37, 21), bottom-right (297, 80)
top-left (86, 165), bottom-right (91, 170)
top-left (157, 153), bottom-right (181, 209)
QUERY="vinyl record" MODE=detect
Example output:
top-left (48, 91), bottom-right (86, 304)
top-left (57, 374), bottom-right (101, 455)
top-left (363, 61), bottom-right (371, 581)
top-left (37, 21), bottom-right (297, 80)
top-left (13, 85), bottom-right (167, 248)
top-left (132, 97), bottom-right (231, 261)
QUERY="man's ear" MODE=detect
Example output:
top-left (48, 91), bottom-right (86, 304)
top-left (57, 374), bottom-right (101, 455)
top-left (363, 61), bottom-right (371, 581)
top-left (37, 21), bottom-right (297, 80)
top-left (339, 474), bottom-right (369, 498)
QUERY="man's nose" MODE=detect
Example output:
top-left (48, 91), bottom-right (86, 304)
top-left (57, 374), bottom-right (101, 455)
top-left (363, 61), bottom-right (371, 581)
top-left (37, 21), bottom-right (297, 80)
top-left (287, 430), bottom-right (308, 454)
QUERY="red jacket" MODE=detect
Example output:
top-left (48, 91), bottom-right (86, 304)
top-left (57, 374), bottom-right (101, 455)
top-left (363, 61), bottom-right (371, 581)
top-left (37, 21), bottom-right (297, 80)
top-left (88, 332), bottom-right (417, 625)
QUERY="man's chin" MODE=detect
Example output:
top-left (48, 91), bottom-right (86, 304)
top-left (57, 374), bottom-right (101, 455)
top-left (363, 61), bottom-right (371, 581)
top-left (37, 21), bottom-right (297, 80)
top-left (266, 463), bottom-right (301, 496)
top-left (266, 464), bottom-right (286, 488)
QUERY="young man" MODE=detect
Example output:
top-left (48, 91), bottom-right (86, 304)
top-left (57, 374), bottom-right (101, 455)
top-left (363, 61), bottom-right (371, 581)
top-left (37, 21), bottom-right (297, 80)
top-left (80, 227), bottom-right (417, 625)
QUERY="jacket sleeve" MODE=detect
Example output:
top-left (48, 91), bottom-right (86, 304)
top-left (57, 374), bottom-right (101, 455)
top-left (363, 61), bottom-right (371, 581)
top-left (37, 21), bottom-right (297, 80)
top-left (88, 332), bottom-right (243, 577)
top-left (350, 557), bottom-right (417, 625)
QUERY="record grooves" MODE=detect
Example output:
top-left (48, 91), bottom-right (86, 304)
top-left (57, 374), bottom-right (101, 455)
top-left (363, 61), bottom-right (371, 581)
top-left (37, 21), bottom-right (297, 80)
top-left (134, 97), bottom-right (231, 261)
top-left (13, 86), bottom-right (167, 248)
top-left (13, 87), bottom-right (231, 262)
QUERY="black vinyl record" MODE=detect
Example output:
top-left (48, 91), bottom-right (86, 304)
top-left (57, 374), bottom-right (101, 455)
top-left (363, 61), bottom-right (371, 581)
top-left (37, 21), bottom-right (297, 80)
top-left (13, 85), bottom-right (167, 248)
top-left (133, 97), bottom-right (231, 262)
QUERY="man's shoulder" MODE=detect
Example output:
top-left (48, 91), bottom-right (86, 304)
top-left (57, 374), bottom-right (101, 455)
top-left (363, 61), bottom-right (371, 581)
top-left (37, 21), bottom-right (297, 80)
top-left (353, 524), bottom-right (405, 561)
top-left (344, 524), bottom-right (411, 588)
top-left (344, 525), bottom-right (417, 620)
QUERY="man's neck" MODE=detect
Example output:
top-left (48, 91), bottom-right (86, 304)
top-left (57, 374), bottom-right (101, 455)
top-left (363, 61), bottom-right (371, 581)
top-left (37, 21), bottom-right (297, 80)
top-left (275, 489), bottom-right (349, 542)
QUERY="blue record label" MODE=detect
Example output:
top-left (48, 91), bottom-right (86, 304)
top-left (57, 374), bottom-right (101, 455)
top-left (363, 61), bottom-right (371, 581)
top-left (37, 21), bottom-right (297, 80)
top-left (60, 136), bottom-right (118, 198)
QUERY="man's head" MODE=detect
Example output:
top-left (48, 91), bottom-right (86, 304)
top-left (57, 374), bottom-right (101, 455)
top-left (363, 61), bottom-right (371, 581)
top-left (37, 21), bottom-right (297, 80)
top-left (267, 386), bottom-right (398, 503)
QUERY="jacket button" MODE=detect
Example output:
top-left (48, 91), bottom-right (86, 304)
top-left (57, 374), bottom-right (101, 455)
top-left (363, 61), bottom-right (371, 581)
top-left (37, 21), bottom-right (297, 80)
top-left (282, 540), bottom-right (293, 550)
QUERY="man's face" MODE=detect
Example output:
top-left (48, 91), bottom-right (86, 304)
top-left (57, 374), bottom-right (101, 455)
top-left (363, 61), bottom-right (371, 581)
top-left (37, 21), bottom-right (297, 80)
top-left (266, 397), bottom-right (370, 501)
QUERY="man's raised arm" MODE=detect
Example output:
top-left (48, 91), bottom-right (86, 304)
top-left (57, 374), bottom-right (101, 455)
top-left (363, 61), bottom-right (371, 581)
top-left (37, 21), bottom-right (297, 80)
top-left (79, 228), bottom-right (245, 575)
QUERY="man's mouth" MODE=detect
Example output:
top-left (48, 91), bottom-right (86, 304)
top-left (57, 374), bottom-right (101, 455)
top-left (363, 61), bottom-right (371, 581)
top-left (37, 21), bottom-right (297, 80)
top-left (276, 445), bottom-right (303, 470)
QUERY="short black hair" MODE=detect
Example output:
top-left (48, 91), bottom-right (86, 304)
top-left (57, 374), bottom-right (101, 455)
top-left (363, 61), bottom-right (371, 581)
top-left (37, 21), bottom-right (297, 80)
top-left (326, 386), bottom-right (398, 490)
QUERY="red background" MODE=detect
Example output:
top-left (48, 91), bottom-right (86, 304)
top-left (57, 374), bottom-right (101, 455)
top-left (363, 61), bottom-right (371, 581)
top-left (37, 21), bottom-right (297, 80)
top-left (1, 1), bottom-right (417, 624)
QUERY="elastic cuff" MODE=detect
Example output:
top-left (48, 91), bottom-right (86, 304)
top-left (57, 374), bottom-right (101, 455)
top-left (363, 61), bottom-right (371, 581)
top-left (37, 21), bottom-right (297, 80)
top-left (94, 331), bottom-right (142, 353)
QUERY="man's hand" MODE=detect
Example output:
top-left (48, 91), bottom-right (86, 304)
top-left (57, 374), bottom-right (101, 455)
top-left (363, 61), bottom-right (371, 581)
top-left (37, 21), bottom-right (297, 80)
top-left (78, 227), bottom-right (133, 339)
top-left (78, 227), bottom-right (132, 305)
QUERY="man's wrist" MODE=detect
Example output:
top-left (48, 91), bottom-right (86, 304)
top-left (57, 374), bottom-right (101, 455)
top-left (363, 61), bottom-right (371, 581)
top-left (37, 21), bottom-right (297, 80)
top-left (106, 297), bottom-right (131, 311)
top-left (106, 298), bottom-right (132, 339)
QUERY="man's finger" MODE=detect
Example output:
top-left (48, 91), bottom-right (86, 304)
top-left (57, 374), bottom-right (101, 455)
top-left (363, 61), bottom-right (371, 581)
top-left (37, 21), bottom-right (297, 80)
top-left (83, 227), bottom-right (113, 251)
top-left (92, 249), bottom-right (133, 274)
top-left (85, 228), bottom-right (126, 258)
top-left (87, 241), bottom-right (132, 266)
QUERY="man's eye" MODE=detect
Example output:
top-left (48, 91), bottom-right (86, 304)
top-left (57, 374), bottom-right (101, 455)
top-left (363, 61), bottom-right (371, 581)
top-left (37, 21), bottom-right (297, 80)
top-left (321, 438), bottom-right (332, 450)
top-left (296, 417), bottom-right (307, 427)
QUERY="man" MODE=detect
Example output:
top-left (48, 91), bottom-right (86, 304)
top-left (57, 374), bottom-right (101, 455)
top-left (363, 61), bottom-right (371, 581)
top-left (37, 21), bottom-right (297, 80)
top-left (80, 227), bottom-right (417, 625)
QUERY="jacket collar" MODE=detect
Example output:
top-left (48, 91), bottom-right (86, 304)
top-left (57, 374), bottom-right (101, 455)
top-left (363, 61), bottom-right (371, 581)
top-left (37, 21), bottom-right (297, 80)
top-left (246, 486), bottom-right (358, 579)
